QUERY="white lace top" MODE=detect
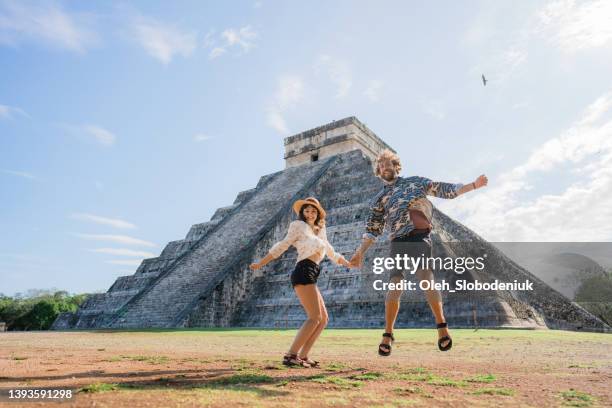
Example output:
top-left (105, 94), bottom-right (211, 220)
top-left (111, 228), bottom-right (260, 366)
top-left (268, 220), bottom-right (343, 264)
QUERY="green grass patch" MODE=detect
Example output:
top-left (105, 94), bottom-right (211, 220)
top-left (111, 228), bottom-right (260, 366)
top-left (472, 387), bottom-right (515, 396)
top-left (325, 361), bottom-right (352, 371)
top-left (103, 355), bottom-right (170, 364)
top-left (78, 383), bottom-right (118, 393)
top-left (465, 373), bottom-right (496, 383)
top-left (350, 372), bottom-right (385, 381)
top-left (209, 372), bottom-right (275, 386)
top-left (309, 375), bottom-right (363, 389)
top-left (393, 386), bottom-right (433, 398)
top-left (560, 389), bottom-right (595, 407)
top-left (123, 355), bottom-right (169, 364)
top-left (427, 376), bottom-right (468, 387)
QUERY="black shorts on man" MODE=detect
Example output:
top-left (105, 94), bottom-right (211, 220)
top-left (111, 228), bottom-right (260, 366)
top-left (291, 259), bottom-right (321, 286)
top-left (388, 230), bottom-right (433, 280)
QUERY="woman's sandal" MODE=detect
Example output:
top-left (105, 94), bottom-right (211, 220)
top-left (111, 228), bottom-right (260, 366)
top-left (378, 332), bottom-right (394, 356)
top-left (282, 353), bottom-right (310, 367)
top-left (299, 356), bottom-right (320, 368)
top-left (437, 322), bottom-right (453, 351)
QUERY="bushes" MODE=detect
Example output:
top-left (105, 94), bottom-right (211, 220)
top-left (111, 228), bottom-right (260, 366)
top-left (0, 291), bottom-right (88, 331)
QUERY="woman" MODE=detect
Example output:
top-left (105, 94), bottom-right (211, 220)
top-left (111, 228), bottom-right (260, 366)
top-left (250, 197), bottom-right (350, 367)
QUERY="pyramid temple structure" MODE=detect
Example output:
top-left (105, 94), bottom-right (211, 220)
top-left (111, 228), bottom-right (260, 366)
top-left (53, 117), bottom-right (609, 332)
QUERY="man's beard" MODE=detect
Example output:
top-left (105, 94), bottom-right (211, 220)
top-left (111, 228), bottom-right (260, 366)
top-left (381, 171), bottom-right (396, 182)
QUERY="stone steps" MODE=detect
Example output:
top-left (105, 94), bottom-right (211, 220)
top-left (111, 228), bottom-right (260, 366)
top-left (109, 157), bottom-right (336, 328)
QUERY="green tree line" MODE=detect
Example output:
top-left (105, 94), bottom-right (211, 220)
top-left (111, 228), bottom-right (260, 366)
top-left (0, 290), bottom-right (88, 330)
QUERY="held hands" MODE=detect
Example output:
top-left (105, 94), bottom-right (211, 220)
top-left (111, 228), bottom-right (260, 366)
top-left (474, 174), bottom-right (488, 189)
top-left (338, 257), bottom-right (351, 267)
top-left (348, 251), bottom-right (363, 268)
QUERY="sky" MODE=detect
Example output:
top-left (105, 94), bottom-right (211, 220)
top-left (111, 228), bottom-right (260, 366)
top-left (1, 0), bottom-right (612, 296)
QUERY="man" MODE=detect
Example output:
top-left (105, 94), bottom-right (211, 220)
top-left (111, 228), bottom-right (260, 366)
top-left (349, 149), bottom-right (488, 355)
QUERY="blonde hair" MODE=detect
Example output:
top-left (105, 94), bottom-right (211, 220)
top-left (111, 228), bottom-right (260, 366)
top-left (374, 149), bottom-right (401, 177)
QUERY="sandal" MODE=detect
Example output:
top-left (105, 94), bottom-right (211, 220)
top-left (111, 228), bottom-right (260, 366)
top-left (283, 353), bottom-right (310, 367)
top-left (378, 332), bottom-right (394, 356)
top-left (299, 356), bottom-right (320, 368)
top-left (437, 322), bottom-right (453, 351)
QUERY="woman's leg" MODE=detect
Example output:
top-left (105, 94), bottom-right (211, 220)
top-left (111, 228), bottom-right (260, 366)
top-left (298, 287), bottom-right (328, 359)
top-left (287, 284), bottom-right (323, 355)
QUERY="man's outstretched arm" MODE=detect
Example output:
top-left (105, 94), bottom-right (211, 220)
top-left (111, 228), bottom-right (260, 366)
top-left (455, 174), bottom-right (488, 196)
top-left (427, 174), bottom-right (488, 199)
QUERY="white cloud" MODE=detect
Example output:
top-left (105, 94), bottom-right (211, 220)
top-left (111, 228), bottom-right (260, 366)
top-left (422, 100), bottom-right (446, 120)
top-left (266, 75), bottom-right (304, 135)
top-left (1, 169), bottom-right (37, 180)
top-left (364, 80), bottom-right (384, 102)
top-left (71, 213), bottom-right (137, 230)
top-left (193, 133), bottom-right (212, 142)
top-left (314, 55), bottom-right (352, 98)
top-left (61, 123), bottom-right (116, 146)
top-left (439, 91), bottom-right (612, 241)
top-left (73, 233), bottom-right (157, 247)
top-left (266, 109), bottom-right (288, 134)
top-left (222, 26), bottom-right (257, 51)
top-left (132, 16), bottom-right (196, 64)
top-left (205, 25), bottom-right (257, 60)
top-left (89, 248), bottom-right (156, 258)
top-left (0, 103), bottom-right (28, 119)
top-left (536, 0), bottom-right (612, 52)
top-left (83, 125), bottom-right (116, 146)
top-left (106, 259), bottom-right (143, 266)
top-left (0, 0), bottom-right (97, 52)
top-left (208, 46), bottom-right (225, 59)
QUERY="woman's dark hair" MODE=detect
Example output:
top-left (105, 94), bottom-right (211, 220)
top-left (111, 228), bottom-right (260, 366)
top-left (298, 204), bottom-right (324, 230)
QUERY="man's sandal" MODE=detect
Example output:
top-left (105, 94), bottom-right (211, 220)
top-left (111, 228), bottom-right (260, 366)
top-left (283, 353), bottom-right (310, 367)
top-left (437, 322), bottom-right (453, 351)
top-left (378, 332), bottom-right (394, 356)
top-left (299, 356), bottom-right (320, 368)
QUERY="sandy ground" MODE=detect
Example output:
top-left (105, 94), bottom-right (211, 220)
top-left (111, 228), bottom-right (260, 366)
top-left (0, 328), bottom-right (611, 407)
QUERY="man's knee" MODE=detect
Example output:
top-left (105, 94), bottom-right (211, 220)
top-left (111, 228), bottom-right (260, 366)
top-left (386, 275), bottom-right (404, 301)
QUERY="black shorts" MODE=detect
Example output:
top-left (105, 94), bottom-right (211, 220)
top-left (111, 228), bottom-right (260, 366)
top-left (388, 230), bottom-right (432, 280)
top-left (291, 259), bottom-right (321, 287)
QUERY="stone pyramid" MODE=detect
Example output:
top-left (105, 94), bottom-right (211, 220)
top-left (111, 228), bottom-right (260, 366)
top-left (53, 117), bottom-right (609, 332)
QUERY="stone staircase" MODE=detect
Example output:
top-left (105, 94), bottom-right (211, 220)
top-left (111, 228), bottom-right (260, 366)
top-left (101, 156), bottom-right (337, 328)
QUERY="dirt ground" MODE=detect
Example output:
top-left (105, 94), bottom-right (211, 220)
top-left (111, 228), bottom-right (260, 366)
top-left (0, 328), bottom-right (611, 407)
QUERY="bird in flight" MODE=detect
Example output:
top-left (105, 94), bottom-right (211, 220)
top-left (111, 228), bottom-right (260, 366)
top-left (482, 74), bottom-right (488, 86)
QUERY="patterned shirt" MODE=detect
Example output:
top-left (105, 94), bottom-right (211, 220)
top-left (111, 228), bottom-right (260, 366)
top-left (364, 176), bottom-right (463, 241)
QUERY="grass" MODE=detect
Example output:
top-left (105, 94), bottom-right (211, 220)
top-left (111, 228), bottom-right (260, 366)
top-left (208, 372), bottom-right (275, 386)
top-left (393, 386), bottom-right (433, 399)
top-left (560, 389), bottom-right (596, 407)
top-left (465, 373), bottom-right (496, 383)
top-left (6, 328), bottom-right (611, 407)
top-left (471, 387), bottom-right (515, 396)
top-left (79, 383), bottom-right (119, 393)
top-left (103, 355), bottom-right (170, 364)
top-left (350, 372), bottom-right (385, 381)
top-left (309, 375), bottom-right (363, 389)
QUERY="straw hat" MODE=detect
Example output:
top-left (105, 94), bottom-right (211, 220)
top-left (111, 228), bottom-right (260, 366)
top-left (292, 197), bottom-right (326, 219)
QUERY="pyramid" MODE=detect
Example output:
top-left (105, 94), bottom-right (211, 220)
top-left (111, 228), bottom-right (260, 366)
top-left (52, 117), bottom-right (609, 332)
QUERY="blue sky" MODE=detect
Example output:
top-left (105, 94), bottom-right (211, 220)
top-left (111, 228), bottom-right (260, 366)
top-left (2, 0), bottom-right (612, 296)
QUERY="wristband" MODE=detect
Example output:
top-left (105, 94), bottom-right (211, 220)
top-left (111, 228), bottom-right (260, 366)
top-left (472, 182), bottom-right (477, 190)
